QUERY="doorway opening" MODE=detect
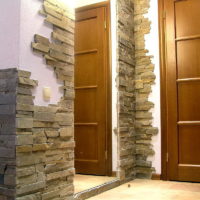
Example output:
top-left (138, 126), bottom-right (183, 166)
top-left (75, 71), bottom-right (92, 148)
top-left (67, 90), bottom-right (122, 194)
top-left (74, 1), bottom-right (119, 195)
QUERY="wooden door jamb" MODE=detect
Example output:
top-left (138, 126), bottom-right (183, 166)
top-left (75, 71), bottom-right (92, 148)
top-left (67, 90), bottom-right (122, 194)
top-left (158, 0), bottom-right (168, 181)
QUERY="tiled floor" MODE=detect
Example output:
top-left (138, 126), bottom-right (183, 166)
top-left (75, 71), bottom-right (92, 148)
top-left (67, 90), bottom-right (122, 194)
top-left (74, 174), bottom-right (116, 193)
top-left (88, 179), bottom-right (200, 200)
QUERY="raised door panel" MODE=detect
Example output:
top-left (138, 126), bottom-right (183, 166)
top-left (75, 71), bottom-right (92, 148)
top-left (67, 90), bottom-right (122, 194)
top-left (178, 82), bottom-right (200, 121)
top-left (75, 15), bottom-right (98, 52)
top-left (179, 126), bottom-right (200, 165)
top-left (75, 126), bottom-right (98, 160)
top-left (177, 40), bottom-right (200, 79)
top-left (75, 53), bottom-right (98, 87)
top-left (75, 89), bottom-right (97, 122)
top-left (175, 0), bottom-right (200, 38)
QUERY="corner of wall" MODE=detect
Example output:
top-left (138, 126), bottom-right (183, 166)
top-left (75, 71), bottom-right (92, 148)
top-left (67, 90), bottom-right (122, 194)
top-left (117, 0), bottom-right (136, 180)
top-left (133, 0), bottom-right (159, 178)
top-left (0, 1), bottom-right (75, 199)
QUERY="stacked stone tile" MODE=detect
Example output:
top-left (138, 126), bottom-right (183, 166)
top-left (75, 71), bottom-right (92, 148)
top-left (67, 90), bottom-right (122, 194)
top-left (0, 69), bottom-right (17, 200)
top-left (28, 0), bottom-right (75, 199)
top-left (16, 70), bottom-right (42, 199)
top-left (117, 0), bottom-right (136, 180)
top-left (0, 68), bottom-right (75, 199)
top-left (15, 70), bottom-right (74, 199)
top-left (133, 0), bottom-right (158, 178)
top-left (0, 0), bottom-right (75, 199)
top-left (31, 0), bottom-right (75, 92)
top-left (116, 0), bottom-right (158, 179)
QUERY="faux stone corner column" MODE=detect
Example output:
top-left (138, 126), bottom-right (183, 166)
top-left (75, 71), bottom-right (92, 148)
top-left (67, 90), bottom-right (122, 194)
top-left (116, 0), bottom-right (159, 180)
top-left (133, 0), bottom-right (158, 178)
top-left (0, 68), bottom-right (18, 200)
top-left (117, 0), bottom-right (136, 180)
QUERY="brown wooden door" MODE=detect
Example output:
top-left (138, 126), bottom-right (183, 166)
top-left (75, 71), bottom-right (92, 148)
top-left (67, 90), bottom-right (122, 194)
top-left (165, 0), bottom-right (200, 182)
top-left (74, 6), bottom-right (108, 175)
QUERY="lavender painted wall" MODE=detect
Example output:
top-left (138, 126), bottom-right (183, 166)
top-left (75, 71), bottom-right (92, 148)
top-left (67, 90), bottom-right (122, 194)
top-left (0, 0), bottom-right (63, 106)
top-left (19, 0), bottom-right (63, 106)
top-left (0, 0), bottom-right (20, 68)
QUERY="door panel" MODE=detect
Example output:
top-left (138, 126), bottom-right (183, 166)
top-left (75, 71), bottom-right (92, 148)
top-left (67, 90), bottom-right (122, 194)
top-left (75, 53), bottom-right (98, 86)
top-left (75, 89), bottom-right (97, 122)
top-left (75, 126), bottom-right (98, 160)
top-left (75, 17), bottom-right (98, 52)
top-left (165, 0), bottom-right (200, 182)
top-left (179, 125), bottom-right (200, 165)
top-left (177, 40), bottom-right (200, 78)
top-left (175, 0), bottom-right (200, 37)
top-left (178, 82), bottom-right (200, 121)
top-left (75, 6), bottom-right (108, 175)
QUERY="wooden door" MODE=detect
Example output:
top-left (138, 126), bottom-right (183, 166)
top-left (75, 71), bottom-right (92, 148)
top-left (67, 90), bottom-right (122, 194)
top-left (165, 0), bottom-right (200, 182)
top-left (74, 5), bottom-right (109, 175)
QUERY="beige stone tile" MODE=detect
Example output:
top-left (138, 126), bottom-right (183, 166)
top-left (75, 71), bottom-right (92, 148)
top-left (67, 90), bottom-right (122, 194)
top-left (168, 182), bottom-right (200, 193)
top-left (74, 174), bottom-right (116, 193)
top-left (88, 179), bottom-right (200, 200)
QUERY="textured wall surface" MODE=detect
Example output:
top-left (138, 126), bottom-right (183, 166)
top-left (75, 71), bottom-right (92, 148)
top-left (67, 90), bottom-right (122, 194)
top-left (0, 0), bottom-right (159, 199)
top-left (117, 0), bottom-right (136, 180)
top-left (19, 0), bottom-right (63, 106)
top-left (133, 0), bottom-right (158, 178)
top-left (116, 0), bottom-right (158, 179)
top-left (0, 68), bottom-right (75, 200)
top-left (16, 70), bottom-right (74, 200)
top-left (0, 0), bottom-right (75, 199)
top-left (0, 69), bottom-right (17, 200)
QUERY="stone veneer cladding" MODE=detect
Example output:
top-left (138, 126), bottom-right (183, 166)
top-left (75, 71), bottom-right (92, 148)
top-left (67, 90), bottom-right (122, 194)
top-left (116, 0), bottom-right (158, 179)
top-left (0, 0), bottom-right (158, 198)
top-left (0, 68), bottom-right (75, 199)
top-left (117, 0), bottom-right (136, 180)
top-left (16, 70), bottom-right (75, 200)
top-left (0, 0), bottom-right (75, 199)
top-left (0, 69), bottom-right (17, 200)
top-left (133, 0), bottom-right (158, 178)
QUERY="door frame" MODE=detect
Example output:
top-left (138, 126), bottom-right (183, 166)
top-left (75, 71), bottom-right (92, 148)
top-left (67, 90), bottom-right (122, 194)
top-left (75, 1), bottom-right (112, 176)
top-left (158, 0), bottom-right (168, 180)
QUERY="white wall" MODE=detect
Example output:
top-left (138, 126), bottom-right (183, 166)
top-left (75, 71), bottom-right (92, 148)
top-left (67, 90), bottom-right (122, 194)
top-left (110, 0), bottom-right (118, 172)
top-left (145, 0), bottom-right (161, 174)
top-left (0, 0), bottom-right (20, 69)
top-left (75, 0), bottom-right (108, 8)
top-left (19, 0), bottom-right (63, 106)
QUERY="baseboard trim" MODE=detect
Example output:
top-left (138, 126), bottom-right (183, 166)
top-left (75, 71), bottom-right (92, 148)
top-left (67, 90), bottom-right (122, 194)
top-left (151, 173), bottom-right (161, 180)
top-left (112, 171), bottom-right (117, 177)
